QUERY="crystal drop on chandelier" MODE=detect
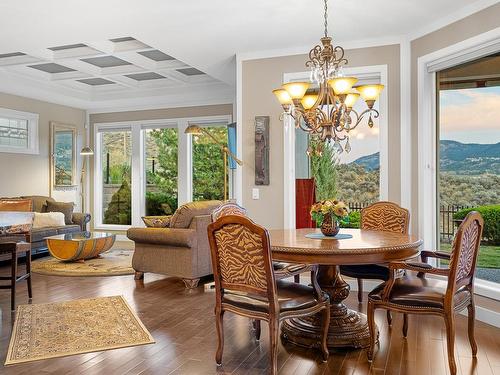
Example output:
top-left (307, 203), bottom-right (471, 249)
top-left (333, 139), bottom-right (343, 154)
top-left (345, 138), bottom-right (351, 153)
top-left (368, 114), bottom-right (374, 128)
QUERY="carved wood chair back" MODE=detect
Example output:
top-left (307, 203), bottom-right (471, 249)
top-left (446, 211), bottom-right (484, 298)
top-left (361, 201), bottom-right (409, 234)
top-left (211, 202), bottom-right (248, 222)
top-left (207, 215), bottom-right (278, 310)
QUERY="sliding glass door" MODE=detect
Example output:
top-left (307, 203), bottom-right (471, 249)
top-left (436, 53), bottom-right (500, 284)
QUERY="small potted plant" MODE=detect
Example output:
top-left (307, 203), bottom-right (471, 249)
top-left (310, 199), bottom-right (350, 237)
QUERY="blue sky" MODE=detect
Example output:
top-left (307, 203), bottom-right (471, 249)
top-left (440, 86), bottom-right (500, 144)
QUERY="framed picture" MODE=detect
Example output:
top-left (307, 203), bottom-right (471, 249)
top-left (255, 116), bottom-right (270, 185)
top-left (50, 122), bottom-right (77, 188)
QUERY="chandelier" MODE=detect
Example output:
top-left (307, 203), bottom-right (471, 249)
top-left (272, 0), bottom-right (384, 153)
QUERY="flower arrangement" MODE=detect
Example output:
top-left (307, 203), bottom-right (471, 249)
top-left (310, 199), bottom-right (350, 228)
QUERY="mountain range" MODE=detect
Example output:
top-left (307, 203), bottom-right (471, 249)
top-left (351, 140), bottom-right (500, 174)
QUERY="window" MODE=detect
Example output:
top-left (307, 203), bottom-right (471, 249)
top-left (192, 125), bottom-right (228, 201)
top-left (144, 127), bottom-right (178, 215)
top-left (100, 130), bottom-right (132, 225)
top-left (94, 116), bottom-right (232, 229)
top-left (0, 108), bottom-right (39, 154)
top-left (436, 53), bottom-right (500, 284)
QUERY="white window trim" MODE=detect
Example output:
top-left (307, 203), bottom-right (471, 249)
top-left (93, 115), bottom-right (233, 231)
top-left (417, 27), bottom-right (500, 301)
top-left (0, 107), bottom-right (39, 154)
top-left (282, 65), bottom-right (389, 229)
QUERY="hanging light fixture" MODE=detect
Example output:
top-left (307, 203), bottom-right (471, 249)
top-left (273, 0), bottom-right (384, 153)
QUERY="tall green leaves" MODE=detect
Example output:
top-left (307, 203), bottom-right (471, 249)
top-left (310, 140), bottom-right (338, 201)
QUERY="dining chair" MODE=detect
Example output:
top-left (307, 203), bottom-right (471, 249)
top-left (212, 202), bottom-right (311, 283)
top-left (340, 201), bottom-right (409, 324)
top-left (207, 215), bottom-right (330, 374)
top-left (366, 211), bottom-right (483, 375)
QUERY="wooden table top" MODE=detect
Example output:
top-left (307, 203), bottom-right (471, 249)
top-left (269, 228), bottom-right (422, 265)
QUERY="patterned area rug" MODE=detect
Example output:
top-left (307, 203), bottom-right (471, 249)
top-left (32, 249), bottom-right (134, 277)
top-left (5, 295), bottom-right (154, 365)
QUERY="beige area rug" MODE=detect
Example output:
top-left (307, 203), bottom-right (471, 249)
top-left (5, 295), bottom-right (155, 365)
top-left (31, 249), bottom-right (134, 277)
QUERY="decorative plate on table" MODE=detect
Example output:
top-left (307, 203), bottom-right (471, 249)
top-left (305, 232), bottom-right (353, 240)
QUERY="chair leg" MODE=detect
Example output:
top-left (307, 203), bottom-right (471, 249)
top-left (215, 308), bottom-right (224, 366)
top-left (26, 250), bottom-right (32, 299)
top-left (294, 274), bottom-right (300, 283)
top-left (11, 251), bottom-right (18, 311)
top-left (357, 278), bottom-right (363, 303)
top-left (252, 319), bottom-right (261, 341)
top-left (320, 306), bottom-right (330, 362)
top-left (367, 301), bottom-right (376, 361)
top-left (269, 318), bottom-right (279, 375)
top-left (444, 314), bottom-right (457, 375)
top-left (402, 313), bottom-right (408, 337)
top-left (386, 310), bottom-right (393, 325)
top-left (467, 301), bottom-right (478, 356)
top-left (134, 271), bottom-right (144, 280)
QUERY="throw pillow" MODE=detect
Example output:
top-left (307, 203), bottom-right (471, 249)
top-left (0, 198), bottom-right (33, 212)
top-left (141, 215), bottom-right (171, 228)
top-left (46, 201), bottom-right (74, 225)
top-left (33, 212), bottom-right (66, 228)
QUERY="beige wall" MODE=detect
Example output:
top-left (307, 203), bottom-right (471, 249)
top-left (410, 3), bottom-right (500, 234)
top-left (88, 104), bottom-right (233, 228)
top-left (0, 92), bottom-right (86, 206)
top-left (241, 44), bottom-right (401, 229)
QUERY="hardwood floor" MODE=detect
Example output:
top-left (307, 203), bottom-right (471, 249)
top-left (1, 262), bottom-right (499, 375)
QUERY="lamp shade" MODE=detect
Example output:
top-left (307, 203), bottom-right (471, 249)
top-left (344, 92), bottom-right (360, 108)
top-left (80, 146), bottom-right (94, 156)
top-left (272, 89), bottom-right (292, 105)
top-left (301, 94), bottom-right (318, 110)
top-left (328, 77), bottom-right (358, 95)
top-left (282, 82), bottom-right (310, 100)
top-left (356, 84), bottom-right (384, 101)
top-left (184, 124), bottom-right (203, 135)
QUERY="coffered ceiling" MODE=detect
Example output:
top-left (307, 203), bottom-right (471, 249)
top-left (0, 0), bottom-right (496, 111)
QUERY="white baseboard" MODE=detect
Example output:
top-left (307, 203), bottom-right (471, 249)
top-left (344, 278), bottom-right (500, 328)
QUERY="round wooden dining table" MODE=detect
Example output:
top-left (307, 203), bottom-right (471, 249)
top-left (269, 228), bottom-right (422, 349)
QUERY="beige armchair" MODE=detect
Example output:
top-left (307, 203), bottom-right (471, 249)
top-left (127, 200), bottom-right (221, 288)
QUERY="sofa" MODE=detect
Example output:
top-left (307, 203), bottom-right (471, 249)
top-left (127, 200), bottom-right (221, 288)
top-left (0, 195), bottom-right (91, 261)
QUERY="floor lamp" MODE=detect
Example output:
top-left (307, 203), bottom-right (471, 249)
top-left (184, 124), bottom-right (242, 201)
top-left (80, 146), bottom-right (94, 212)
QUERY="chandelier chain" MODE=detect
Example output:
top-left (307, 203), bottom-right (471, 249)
top-left (324, 0), bottom-right (328, 37)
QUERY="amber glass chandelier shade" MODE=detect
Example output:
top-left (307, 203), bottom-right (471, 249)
top-left (344, 93), bottom-right (360, 108)
top-left (272, 89), bottom-right (293, 105)
top-left (301, 94), bottom-right (318, 110)
top-left (356, 84), bottom-right (384, 101)
top-left (328, 77), bottom-right (358, 95)
top-left (282, 82), bottom-right (310, 99)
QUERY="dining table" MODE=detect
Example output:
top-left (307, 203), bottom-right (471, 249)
top-left (269, 227), bottom-right (422, 349)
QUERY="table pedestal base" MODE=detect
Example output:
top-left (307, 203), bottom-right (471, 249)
top-left (281, 265), bottom-right (374, 349)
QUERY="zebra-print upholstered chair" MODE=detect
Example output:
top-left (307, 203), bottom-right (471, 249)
top-left (207, 215), bottom-right (330, 374)
top-left (212, 202), bottom-right (310, 282)
top-left (340, 201), bottom-right (410, 303)
top-left (367, 211), bottom-right (483, 375)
